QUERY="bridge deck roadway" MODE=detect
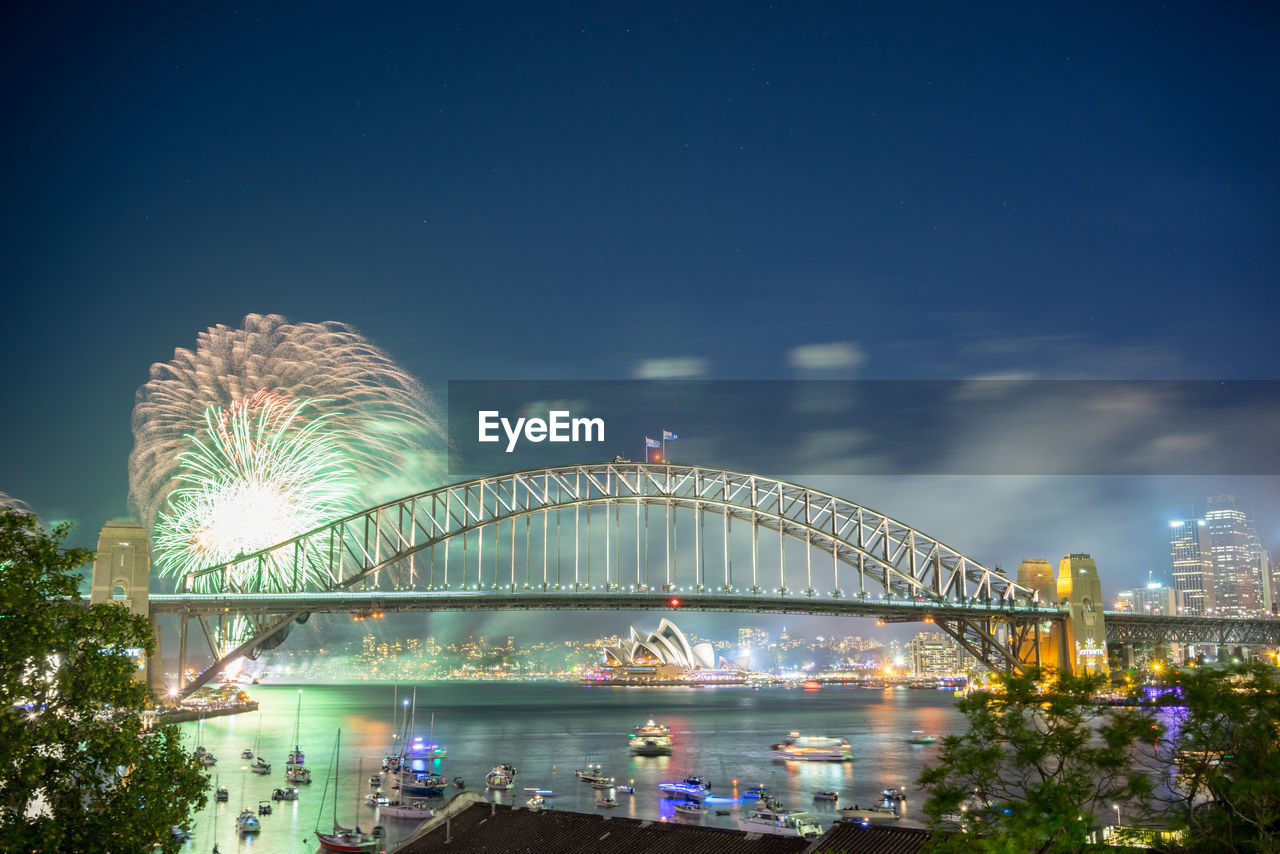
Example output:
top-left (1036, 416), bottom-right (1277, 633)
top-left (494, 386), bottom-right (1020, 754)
top-left (149, 591), bottom-right (1060, 623)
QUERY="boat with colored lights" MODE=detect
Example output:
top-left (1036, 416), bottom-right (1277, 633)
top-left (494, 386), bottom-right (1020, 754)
top-left (770, 734), bottom-right (852, 762)
top-left (236, 810), bottom-right (260, 834)
top-left (906, 731), bottom-right (938, 745)
top-left (628, 720), bottom-right (674, 756)
top-left (659, 776), bottom-right (712, 801)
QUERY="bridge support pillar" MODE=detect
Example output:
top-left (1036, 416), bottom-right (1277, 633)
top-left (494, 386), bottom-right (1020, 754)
top-left (90, 522), bottom-right (164, 693)
top-left (1056, 553), bottom-right (1109, 677)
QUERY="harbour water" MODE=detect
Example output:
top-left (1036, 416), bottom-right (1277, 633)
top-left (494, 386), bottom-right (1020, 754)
top-left (179, 681), bottom-right (964, 852)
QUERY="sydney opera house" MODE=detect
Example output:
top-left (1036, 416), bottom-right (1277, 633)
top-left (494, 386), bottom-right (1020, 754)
top-left (585, 618), bottom-right (747, 685)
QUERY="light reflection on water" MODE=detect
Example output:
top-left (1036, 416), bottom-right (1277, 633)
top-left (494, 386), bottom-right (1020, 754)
top-left (179, 682), bottom-right (964, 852)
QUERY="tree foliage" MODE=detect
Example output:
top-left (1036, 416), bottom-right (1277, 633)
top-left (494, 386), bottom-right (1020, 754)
top-left (1150, 662), bottom-right (1280, 854)
top-left (918, 666), bottom-right (1159, 854)
top-left (0, 510), bottom-right (207, 853)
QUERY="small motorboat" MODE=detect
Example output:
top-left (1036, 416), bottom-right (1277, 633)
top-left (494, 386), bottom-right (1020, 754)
top-left (257, 801), bottom-right (272, 816)
top-left (743, 784), bottom-right (768, 798)
top-left (369, 774), bottom-right (382, 787)
top-left (272, 786), bottom-right (299, 801)
top-left (365, 793), bottom-right (389, 807)
top-left (215, 786), bottom-right (229, 802)
top-left (882, 787), bottom-right (908, 801)
top-left (250, 758), bottom-right (271, 775)
top-left (590, 777), bottom-right (616, 789)
top-left (812, 790), bottom-right (839, 801)
top-left (241, 749), bottom-right (254, 759)
top-left (595, 796), bottom-right (617, 808)
top-left (616, 784), bottom-right (635, 794)
top-left (906, 731), bottom-right (938, 745)
top-left (453, 775), bottom-right (467, 790)
top-left (673, 800), bottom-right (706, 816)
top-left (287, 764), bottom-right (312, 784)
top-left (236, 809), bottom-right (261, 834)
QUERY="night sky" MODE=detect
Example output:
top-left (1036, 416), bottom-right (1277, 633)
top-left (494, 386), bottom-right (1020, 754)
top-left (2, 3), bottom-right (1277, 643)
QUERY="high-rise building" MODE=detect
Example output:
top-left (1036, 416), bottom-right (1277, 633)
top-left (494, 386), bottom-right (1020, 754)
top-left (1116, 581), bottom-right (1178, 615)
top-left (1206, 495), bottom-right (1262, 616)
top-left (909, 632), bottom-right (958, 677)
top-left (1170, 519), bottom-right (1214, 615)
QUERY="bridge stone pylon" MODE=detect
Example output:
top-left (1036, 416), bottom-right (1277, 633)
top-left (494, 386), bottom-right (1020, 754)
top-left (90, 521), bottom-right (164, 695)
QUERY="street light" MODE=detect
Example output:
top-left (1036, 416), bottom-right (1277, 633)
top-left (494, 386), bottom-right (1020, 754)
top-left (1113, 803), bottom-right (1121, 827)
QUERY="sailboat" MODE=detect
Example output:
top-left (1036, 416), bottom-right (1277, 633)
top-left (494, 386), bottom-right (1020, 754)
top-left (315, 730), bottom-right (378, 853)
top-left (286, 690), bottom-right (311, 784)
top-left (250, 706), bottom-right (271, 773)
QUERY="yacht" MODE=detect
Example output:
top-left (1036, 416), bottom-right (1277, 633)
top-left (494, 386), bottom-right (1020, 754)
top-left (739, 806), bottom-right (822, 838)
top-left (658, 776), bottom-right (712, 801)
top-left (236, 810), bottom-right (261, 834)
top-left (837, 805), bottom-right (900, 823)
top-left (484, 767), bottom-right (514, 791)
top-left (379, 800), bottom-right (434, 820)
top-left (286, 764), bottom-right (312, 784)
top-left (770, 734), bottom-right (852, 762)
top-left (628, 720), bottom-right (674, 756)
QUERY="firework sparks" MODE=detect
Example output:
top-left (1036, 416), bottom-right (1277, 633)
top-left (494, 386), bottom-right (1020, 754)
top-left (131, 314), bottom-right (443, 585)
top-left (154, 396), bottom-right (358, 590)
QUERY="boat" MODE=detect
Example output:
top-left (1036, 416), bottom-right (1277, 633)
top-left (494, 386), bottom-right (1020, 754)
top-left (743, 784), bottom-right (769, 798)
top-left (812, 791), bottom-right (839, 801)
top-left (659, 776), bottom-right (712, 801)
top-left (250, 757), bottom-right (271, 776)
top-left (365, 793), bottom-right (389, 807)
top-left (590, 776), bottom-right (616, 789)
top-left (673, 800), bottom-right (706, 816)
top-left (770, 734), bottom-right (852, 762)
top-left (628, 720), bottom-right (674, 756)
top-left (575, 767), bottom-right (611, 784)
top-left (907, 731), bottom-right (938, 745)
top-left (215, 785), bottom-right (229, 802)
top-left (837, 805), bottom-right (900, 823)
top-left (287, 690), bottom-right (307, 766)
top-left (315, 731), bottom-right (378, 853)
top-left (241, 748), bottom-right (254, 760)
top-left (287, 764), bottom-right (312, 784)
top-left (882, 787), bottom-right (908, 801)
top-left (369, 774), bottom-right (382, 788)
top-left (236, 809), bottom-right (260, 834)
top-left (378, 800), bottom-right (435, 820)
top-left (739, 806), bottom-right (822, 838)
top-left (802, 680), bottom-right (822, 690)
top-left (595, 796), bottom-right (618, 808)
top-left (527, 793), bottom-right (546, 809)
top-left (616, 784), bottom-right (635, 794)
top-left (257, 801), bottom-right (272, 815)
top-left (484, 766), bottom-right (514, 790)
top-left (247, 711), bottom-right (269, 774)
top-left (272, 786), bottom-right (299, 801)
top-left (193, 745), bottom-right (217, 766)
top-left (452, 775), bottom-right (467, 790)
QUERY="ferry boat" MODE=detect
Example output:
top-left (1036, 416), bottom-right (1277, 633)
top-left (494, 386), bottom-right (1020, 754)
top-left (738, 806), bottom-right (822, 838)
top-left (838, 805), bottom-right (900, 823)
top-left (628, 720), bottom-right (674, 756)
top-left (770, 734), bottom-right (852, 762)
top-left (658, 776), bottom-right (712, 801)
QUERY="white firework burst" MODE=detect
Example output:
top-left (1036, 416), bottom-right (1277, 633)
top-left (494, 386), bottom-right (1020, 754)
top-left (130, 314), bottom-right (443, 582)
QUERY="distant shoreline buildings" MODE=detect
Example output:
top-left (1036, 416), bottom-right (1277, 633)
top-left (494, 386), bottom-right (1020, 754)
top-left (1165, 495), bottom-right (1274, 617)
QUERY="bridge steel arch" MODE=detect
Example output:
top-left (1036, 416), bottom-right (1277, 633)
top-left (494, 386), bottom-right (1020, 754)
top-left (171, 462), bottom-right (1041, 697)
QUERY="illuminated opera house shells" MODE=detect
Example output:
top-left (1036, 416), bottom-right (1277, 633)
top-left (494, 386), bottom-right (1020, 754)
top-left (592, 619), bottom-right (743, 684)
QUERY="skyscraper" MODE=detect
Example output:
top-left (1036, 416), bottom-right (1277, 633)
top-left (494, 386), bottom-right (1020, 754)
top-left (1170, 519), bottom-right (1214, 615)
top-left (1206, 495), bottom-right (1262, 616)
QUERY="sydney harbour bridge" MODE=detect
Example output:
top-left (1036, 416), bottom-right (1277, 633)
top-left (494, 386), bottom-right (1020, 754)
top-left (89, 461), bottom-right (1280, 700)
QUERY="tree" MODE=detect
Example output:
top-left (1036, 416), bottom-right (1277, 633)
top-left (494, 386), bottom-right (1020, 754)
top-left (918, 666), bottom-right (1159, 854)
top-left (1150, 662), bottom-right (1280, 854)
top-left (0, 510), bottom-right (207, 853)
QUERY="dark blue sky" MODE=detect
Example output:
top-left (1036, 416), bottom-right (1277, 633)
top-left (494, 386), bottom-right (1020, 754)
top-left (2, 3), bottom-right (1277, 640)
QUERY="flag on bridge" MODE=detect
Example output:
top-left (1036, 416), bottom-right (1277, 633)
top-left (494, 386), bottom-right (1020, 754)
top-left (645, 437), bottom-right (661, 448)
top-left (662, 430), bottom-right (679, 441)
top-left (644, 436), bottom-right (662, 463)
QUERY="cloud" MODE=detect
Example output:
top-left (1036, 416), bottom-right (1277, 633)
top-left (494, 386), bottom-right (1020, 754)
top-left (632, 357), bottom-right (709, 379)
top-left (787, 341), bottom-right (867, 372)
